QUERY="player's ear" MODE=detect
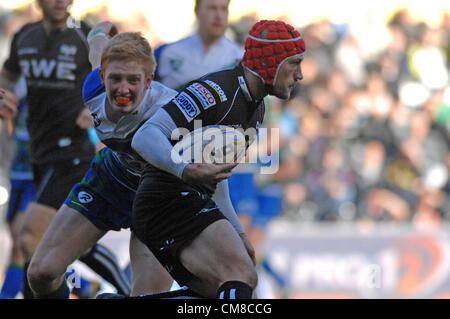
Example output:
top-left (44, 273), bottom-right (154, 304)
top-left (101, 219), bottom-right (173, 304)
top-left (99, 68), bottom-right (105, 85)
top-left (146, 73), bottom-right (154, 89)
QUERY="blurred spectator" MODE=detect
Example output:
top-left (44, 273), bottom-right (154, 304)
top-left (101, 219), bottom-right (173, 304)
top-left (408, 25), bottom-right (449, 89)
top-left (335, 31), bottom-right (367, 87)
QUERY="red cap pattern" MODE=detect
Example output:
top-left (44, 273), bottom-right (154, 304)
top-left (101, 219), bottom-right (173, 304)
top-left (243, 20), bottom-right (306, 85)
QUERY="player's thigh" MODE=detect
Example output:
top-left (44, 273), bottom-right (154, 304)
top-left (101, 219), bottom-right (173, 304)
top-left (31, 204), bottom-right (106, 276)
top-left (129, 232), bottom-right (173, 296)
top-left (10, 211), bottom-right (25, 244)
top-left (33, 160), bottom-right (91, 211)
top-left (10, 183), bottom-right (35, 244)
top-left (20, 202), bottom-right (57, 247)
top-left (179, 219), bottom-right (255, 286)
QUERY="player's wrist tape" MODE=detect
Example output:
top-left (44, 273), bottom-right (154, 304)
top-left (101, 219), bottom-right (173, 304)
top-left (88, 28), bottom-right (108, 41)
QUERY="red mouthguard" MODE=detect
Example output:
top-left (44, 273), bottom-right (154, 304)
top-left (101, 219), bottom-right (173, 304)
top-left (115, 96), bottom-right (131, 105)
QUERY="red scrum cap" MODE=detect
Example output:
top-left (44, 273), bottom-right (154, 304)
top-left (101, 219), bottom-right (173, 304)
top-left (243, 20), bottom-right (306, 85)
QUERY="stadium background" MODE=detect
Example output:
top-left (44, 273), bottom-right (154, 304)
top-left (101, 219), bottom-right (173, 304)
top-left (0, 0), bottom-right (449, 298)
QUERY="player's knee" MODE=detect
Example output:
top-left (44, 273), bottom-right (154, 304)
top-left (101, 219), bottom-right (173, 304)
top-left (240, 262), bottom-right (258, 289)
top-left (235, 251), bottom-right (258, 288)
top-left (219, 256), bottom-right (258, 290)
top-left (27, 258), bottom-right (59, 291)
top-left (215, 264), bottom-right (258, 299)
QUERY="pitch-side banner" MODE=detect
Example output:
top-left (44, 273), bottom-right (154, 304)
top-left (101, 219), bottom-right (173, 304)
top-left (259, 221), bottom-right (450, 299)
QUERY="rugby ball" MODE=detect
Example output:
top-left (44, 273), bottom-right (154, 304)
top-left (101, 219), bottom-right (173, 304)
top-left (172, 125), bottom-right (247, 164)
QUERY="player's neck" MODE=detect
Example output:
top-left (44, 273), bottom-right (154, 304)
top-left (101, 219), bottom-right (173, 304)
top-left (198, 31), bottom-right (221, 52)
top-left (41, 17), bottom-right (67, 35)
top-left (243, 67), bottom-right (268, 102)
top-left (105, 99), bottom-right (121, 123)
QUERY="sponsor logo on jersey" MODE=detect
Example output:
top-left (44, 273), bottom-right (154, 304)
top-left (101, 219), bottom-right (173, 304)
top-left (18, 45), bottom-right (77, 82)
top-left (187, 82), bottom-right (216, 110)
top-left (196, 206), bottom-right (219, 216)
top-left (170, 58), bottom-right (183, 72)
top-left (204, 80), bottom-right (227, 102)
top-left (19, 58), bottom-right (76, 81)
top-left (58, 137), bottom-right (72, 147)
top-left (18, 47), bottom-right (38, 55)
top-left (238, 76), bottom-right (253, 102)
top-left (78, 191), bottom-right (93, 204)
top-left (58, 44), bottom-right (77, 62)
top-left (91, 113), bottom-right (101, 127)
top-left (173, 92), bottom-right (200, 122)
top-left (60, 44), bottom-right (77, 56)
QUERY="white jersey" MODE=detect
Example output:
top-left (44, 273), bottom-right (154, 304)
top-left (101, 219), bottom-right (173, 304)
top-left (156, 33), bottom-right (243, 90)
top-left (86, 81), bottom-right (176, 143)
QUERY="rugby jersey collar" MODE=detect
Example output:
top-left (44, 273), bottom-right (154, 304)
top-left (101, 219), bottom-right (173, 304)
top-left (194, 32), bottom-right (228, 54)
top-left (126, 84), bottom-right (152, 117)
top-left (237, 62), bottom-right (258, 103)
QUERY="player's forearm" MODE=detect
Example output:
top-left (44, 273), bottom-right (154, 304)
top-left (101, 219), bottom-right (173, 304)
top-left (132, 116), bottom-right (189, 178)
top-left (87, 21), bottom-right (118, 70)
top-left (88, 36), bottom-right (109, 70)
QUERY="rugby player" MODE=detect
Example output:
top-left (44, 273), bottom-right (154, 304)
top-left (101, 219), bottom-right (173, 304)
top-left (155, 0), bottom-right (242, 91)
top-left (131, 20), bottom-right (306, 299)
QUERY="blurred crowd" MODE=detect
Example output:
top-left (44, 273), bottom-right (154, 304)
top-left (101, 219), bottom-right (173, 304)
top-left (250, 9), bottom-right (450, 228)
top-left (1, 4), bottom-right (450, 229)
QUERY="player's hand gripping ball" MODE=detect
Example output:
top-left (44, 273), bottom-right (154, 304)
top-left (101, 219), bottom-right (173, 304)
top-left (173, 125), bottom-right (247, 164)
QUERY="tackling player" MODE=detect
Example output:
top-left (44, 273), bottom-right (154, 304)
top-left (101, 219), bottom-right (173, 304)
top-left (27, 28), bottom-right (175, 298)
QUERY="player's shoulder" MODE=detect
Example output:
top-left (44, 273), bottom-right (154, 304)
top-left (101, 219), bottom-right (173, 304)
top-left (221, 36), bottom-right (243, 53)
top-left (12, 21), bottom-right (42, 43)
top-left (15, 21), bottom-right (41, 34)
top-left (149, 81), bottom-right (177, 95)
top-left (148, 81), bottom-right (178, 103)
top-left (175, 75), bottom-right (231, 113)
top-left (65, 20), bottom-right (91, 44)
top-left (83, 67), bottom-right (105, 103)
top-left (202, 62), bottom-right (239, 85)
top-left (78, 20), bottom-right (91, 34)
top-left (197, 63), bottom-right (241, 101)
top-left (157, 34), bottom-right (198, 58)
top-left (66, 20), bottom-right (91, 38)
top-left (170, 33), bottom-right (198, 48)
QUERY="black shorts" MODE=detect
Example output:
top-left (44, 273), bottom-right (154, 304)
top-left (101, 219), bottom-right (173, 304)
top-left (132, 176), bottom-right (226, 286)
top-left (32, 158), bottom-right (92, 210)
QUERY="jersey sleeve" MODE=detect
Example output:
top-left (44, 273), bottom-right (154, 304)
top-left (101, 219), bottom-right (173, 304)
top-left (154, 43), bottom-right (169, 82)
top-left (3, 29), bottom-right (23, 75)
top-left (161, 80), bottom-right (224, 131)
top-left (82, 66), bottom-right (104, 103)
top-left (80, 20), bottom-right (91, 36)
